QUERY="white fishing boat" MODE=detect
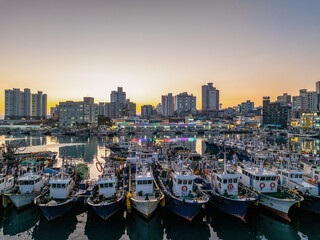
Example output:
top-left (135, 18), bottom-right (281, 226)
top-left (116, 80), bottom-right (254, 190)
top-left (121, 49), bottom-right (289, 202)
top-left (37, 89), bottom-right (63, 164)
top-left (6, 172), bottom-right (47, 209)
top-left (129, 161), bottom-right (164, 219)
top-left (237, 162), bottom-right (303, 221)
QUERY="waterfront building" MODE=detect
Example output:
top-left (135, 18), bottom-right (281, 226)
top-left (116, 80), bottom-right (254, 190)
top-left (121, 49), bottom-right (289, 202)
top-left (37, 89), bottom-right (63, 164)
top-left (156, 103), bottom-right (162, 115)
top-left (58, 97), bottom-right (98, 128)
top-left (262, 96), bottom-right (291, 127)
top-left (202, 83), bottom-right (219, 116)
top-left (141, 105), bottom-right (153, 119)
top-left (316, 81), bottom-right (320, 94)
top-left (111, 87), bottom-right (126, 103)
top-left (240, 100), bottom-right (254, 115)
top-left (174, 92), bottom-right (196, 117)
top-left (292, 84), bottom-right (320, 117)
top-left (5, 88), bottom-right (47, 120)
top-left (277, 93), bottom-right (291, 104)
top-left (50, 105), bottom-right (59, 120)
top-left (161, 93), bottom-right (174, 117)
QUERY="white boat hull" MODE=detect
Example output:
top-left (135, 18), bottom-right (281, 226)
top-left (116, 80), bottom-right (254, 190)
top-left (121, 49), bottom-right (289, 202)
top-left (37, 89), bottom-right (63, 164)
top-left (7, 192), bottom-right (37, 209)
top-left (259, 193), bottom-right (299, 221)
top-left (131, 197), bottom-right (162, 219)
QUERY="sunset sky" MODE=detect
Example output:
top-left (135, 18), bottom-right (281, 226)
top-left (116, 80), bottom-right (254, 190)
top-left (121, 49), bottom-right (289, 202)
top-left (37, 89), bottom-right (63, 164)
top-left (1, 0), bottom-right (320, 116)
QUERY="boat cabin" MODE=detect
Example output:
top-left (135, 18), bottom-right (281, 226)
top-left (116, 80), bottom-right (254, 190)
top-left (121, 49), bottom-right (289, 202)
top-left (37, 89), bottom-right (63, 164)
top-left (214, 172), bottom-right (239, 196)
top-left (98, 169), bottom-right (116, 198)
top-left (135, 166), bottom-right (154, 196)
top-left (49, 178), bottom-right (73, 199)
top-left (238, 166), bottom-right (278, 193)
top-left (277, 169), bottom-right (304, 185)
top-left (311, 167), bottom-right (320, 183)
top-left (172, 169), bottom-right (195, 197)
top-left (18, 173), bottom-right (44, 193)
top-left (0, 174), bottom-right (14, 193)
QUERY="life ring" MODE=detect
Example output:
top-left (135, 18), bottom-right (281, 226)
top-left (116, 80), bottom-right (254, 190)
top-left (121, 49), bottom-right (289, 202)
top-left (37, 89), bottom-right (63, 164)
top-left (270, 182), bottom-right (276, 189)
top-left (315, 175), bottom-right (318, 181)
top-left (96, 162), bottom-right (103, 172)
top-left (181, 185), bottom-right (188, 192)
top-left (260, 182), bottom-right (265, 189)
top-left (203, 169), bottom-right (208, 176)
top-left (227, 184), bottom-right (233, 190)
top-left (108, 170), bottom-right (111, 174)
top-left (5, 177), bottom-right (8, 182)
top-left (219, 182), bottom-right (222, 189)
top-left (151, 158), bottom-right (155, 162)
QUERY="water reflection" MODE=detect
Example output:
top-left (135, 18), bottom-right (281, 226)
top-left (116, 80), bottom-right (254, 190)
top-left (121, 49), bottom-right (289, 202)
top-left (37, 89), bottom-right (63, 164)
top-left (126, 211), bottom-right (164, 240)
top-left (85, 208), bottom-right (126, 240)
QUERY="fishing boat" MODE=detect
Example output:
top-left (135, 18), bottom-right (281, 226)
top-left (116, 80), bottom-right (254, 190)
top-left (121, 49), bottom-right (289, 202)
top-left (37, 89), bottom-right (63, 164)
top-left (129, 161), bottom-right (164, 219)
top-left (35, 159), bottom-right (76, 221)
top-left (237, 162), bottom-right (303, 221)
top-left (6, 162), bottom-right (48, 209)
top-left (156, 160), bottom-right (209, 221)
top-left (200, 154), bottom-right (258, 221)
top-left (275, 166), bottom-right (320, 215)
top-left (87, 162), bottom-right (125, 220)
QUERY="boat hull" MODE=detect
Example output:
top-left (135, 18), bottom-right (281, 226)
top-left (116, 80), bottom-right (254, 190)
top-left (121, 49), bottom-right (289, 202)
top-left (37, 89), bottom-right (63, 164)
top-left (299, 194), bottom-right (320, 214)
top-left (209, 192), bottom-right (254, 221)
top-left (88, 197), bottom-right (124, 220)
top-left (7, 192), bottom-right (37, 209)
top-left (259, 193), bottom-right (299, 221)
top-left (131, 196), bottom-right (162, 219)
top-left (165, 194), bottom-right (204, 221)
top-left (38, 198), bottom-right (73, 221)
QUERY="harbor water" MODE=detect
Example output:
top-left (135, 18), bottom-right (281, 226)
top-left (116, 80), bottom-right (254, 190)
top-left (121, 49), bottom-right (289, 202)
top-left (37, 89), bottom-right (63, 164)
top-left (0, 134), bottom-right (320, 240)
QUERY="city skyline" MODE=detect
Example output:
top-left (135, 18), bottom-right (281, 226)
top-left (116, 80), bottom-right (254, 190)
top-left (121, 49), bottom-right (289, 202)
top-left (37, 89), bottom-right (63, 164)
top-left (1, 1), bottom-right (320, 117)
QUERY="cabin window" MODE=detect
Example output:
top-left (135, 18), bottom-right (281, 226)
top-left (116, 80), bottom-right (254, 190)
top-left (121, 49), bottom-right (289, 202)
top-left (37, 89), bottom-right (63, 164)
top-left (228, 179), bottom-right (232, 183)
top-left (233, 179), bottom-right (237, 183)
top-left (295, 174), bottom-right (299, 178)
top-left (147, 180), bottom-right (152, 184)
top-left (178, 180), bottom-right (182, 184)
top-left (271, 177), bottom-right (276, 181)
top-left (183, 180), bottom-right (187, 184)
top-left (1, 179), bottom-right (3, 183)
top-left (57, 184), bottom-right (61, 188)
top-left (138, 180), bottom-right (142, 185)
top-left (299, 174), bottom-right (303, 178)
top-left (290, 174), bottom-right (294, 178)
top-left (100, 184), bottom-right (104, 188)
top-left (266, 177), bottom-right (271, 181)
top-left (52, 184), bottom-right (56, 188)
top-left (260, 177), bottom-right (266, 181)
top-left (109, 183), bottom-right (113, 188)
top-left (223, 179), bottom-right (227, 184)
top-left (143, 180), bottom-right (147, 184)
top-left (188, 180), bottom-right (192, 185)
top-left (61, 184), bottom-right (66, 189)
top-left (256, 176), bottom-right (260, 180)
top-left (316, 171), bottom-right (319, 174)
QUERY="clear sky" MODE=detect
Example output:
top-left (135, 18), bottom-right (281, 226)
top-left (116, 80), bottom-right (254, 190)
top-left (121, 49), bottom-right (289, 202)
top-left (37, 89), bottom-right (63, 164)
top-left (1, 0), bottom-right (320, 116)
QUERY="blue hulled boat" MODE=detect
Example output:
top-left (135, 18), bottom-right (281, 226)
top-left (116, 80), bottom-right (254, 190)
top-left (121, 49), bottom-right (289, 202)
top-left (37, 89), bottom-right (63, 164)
top-left (87, 161), bottom-right (125, 220)
top-left (35, 159), bottom-right (77, 221)
top-left (156, 161), bottom-right (208, 221)
top-left (203, 156), bottom-right (258, 221)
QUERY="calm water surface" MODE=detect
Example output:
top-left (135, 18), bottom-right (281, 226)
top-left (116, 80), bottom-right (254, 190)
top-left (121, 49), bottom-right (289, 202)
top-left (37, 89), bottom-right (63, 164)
top-left (0, 134), bottom-right (319, 240)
